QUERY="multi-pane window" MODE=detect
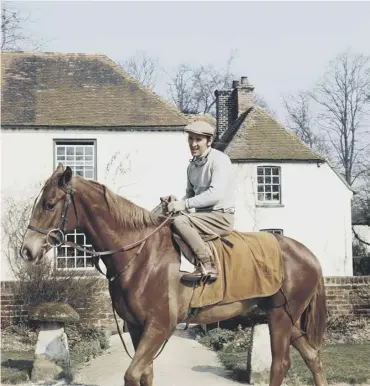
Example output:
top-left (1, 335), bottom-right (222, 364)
top-left (55, 141), bottom-right (95, 179)
top-left (257, 166), bottom-right (281, 203)
top-left (260, 229), bottom-right (284, 235)
top-left (56, 230), bottom-right (94, 270)
top-left (54, 140), bottom-right (96, 269)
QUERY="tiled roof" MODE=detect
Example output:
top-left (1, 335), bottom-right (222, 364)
top-left (214, 106), bottom-right (325, 161)
top-left (1, 52), bottom-right (187, 128)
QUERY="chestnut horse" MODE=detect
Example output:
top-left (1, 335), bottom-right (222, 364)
top-left (20, 165), bottom-right (328, 386)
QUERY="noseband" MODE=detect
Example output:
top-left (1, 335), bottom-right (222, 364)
top-left (28, 181), bottom-right (78, 248)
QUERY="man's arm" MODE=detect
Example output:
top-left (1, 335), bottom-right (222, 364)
top-left (182, 165), bottom-right (195, 200)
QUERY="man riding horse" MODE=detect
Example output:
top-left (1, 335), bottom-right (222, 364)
top-left (166, 121), bottom-right (236, 283)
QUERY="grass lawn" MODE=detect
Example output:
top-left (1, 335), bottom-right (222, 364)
top-left (1, 350), bottom-right (34, 384)
top-left (218, 344), bottom-right (370, 385)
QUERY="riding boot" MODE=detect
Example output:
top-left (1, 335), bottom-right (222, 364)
top-left (181, 256), bottom-right (218, 283)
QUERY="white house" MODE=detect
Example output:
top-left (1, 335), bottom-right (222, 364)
top-left (213, 77), bottom-right (353, 276)
top-left (0, 52), bottom-right (190, 280)
top-left (1, 52), bottom-right (353, 281)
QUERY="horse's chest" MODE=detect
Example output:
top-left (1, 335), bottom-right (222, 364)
top-left (110, 285), bottom-right (143, 326)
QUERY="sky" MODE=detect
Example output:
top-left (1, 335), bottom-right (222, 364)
top-left (7, 0), bottom-right (370, 123)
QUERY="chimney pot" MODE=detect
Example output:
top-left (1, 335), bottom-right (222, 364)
top-left (240, 76), bottom-right (249, 85)
top-left (232, 80), bottom-right (240, 88)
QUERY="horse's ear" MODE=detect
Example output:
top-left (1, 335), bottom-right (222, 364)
top-left (58, 166), bottom-right (73, 187)
top-left (55, 163), bottom-right (64, 174)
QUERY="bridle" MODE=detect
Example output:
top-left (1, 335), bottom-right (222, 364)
top-left (26, 178), bottom-right (174, 360)
top-left (28, 180), bottom-right (78, 250)
top-left (27, 179), bottom-right (173, 281)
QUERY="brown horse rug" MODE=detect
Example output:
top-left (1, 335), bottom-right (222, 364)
top-left (189, 231), bottom-right (283, 308)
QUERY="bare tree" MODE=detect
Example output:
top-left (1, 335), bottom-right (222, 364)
top-left (309, 50), bottom-right (370, 185)
top-left (120, 51), bottom-right (158, 90)
top-left (167, 64), bottom-right (198, 114)
top-left (167, 52), bottom-right (237, 116)
top-left (167, 52), bottom-right (275, 117)
top-left (283, 91), bottom-right (329, 156)
top-left (253, 93), bottom-right (276, 117)
top-left (1, 2), bottom-right (44, 51)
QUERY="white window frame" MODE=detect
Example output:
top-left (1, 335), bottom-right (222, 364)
top-left (54, 139), bottom-right (97, 180)
top-left (56, 230), bottom-right (94, 270)
top-left (256, 165), bottom-right (281, 204)
top-left (53, 139), bottom-right (97, 270)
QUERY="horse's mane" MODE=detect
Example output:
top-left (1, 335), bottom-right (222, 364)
top-left (81, 179), bottom-right (162, 230)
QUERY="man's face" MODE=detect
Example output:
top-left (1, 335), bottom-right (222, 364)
top-left (187, 133), bottom-right (211, 157)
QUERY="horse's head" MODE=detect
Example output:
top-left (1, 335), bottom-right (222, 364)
top-left (20, 163), bottom-right (78, 263)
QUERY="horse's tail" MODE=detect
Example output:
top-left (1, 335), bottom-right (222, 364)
top-left (301, 275), bottom-right (327, 349)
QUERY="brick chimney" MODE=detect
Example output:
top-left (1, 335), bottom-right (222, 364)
top-left (215, 76), bottom-right (255, 140)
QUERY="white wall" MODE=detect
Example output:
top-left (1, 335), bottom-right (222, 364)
top-left (1, 129), bottom-right (353, 279)
top-left (1, 129), bottom-right (190, 280)
top-left (232, 162), bottom-right (353, 276)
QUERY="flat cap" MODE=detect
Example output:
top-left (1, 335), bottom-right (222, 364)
top-left (184, 121), bottom-right (215, 136)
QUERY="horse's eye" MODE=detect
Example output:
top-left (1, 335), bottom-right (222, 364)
top-left (44, 202), bottom-right (55, 211)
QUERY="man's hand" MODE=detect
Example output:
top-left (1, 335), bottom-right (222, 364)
top-left (160, 195), bottom-right (178, 203)
top-left (167, 200), bottom-right (186, 213)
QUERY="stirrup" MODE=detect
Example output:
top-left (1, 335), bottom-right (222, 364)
top-left (199, 261), bottom-right (218, 284)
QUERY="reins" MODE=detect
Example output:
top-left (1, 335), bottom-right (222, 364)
top-left (27, 179), bottom-right (175, 360)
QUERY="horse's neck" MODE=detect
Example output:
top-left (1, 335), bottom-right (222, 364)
top-left (75, 179), bottom-right (158, 272)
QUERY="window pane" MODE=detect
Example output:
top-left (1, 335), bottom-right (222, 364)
top-left (76, 147), bottom-right (83, 155)
top-left (85, 147), bottom-right (93, 155)
top-left (258, 193), bottom-right (264, 201)
top-left (265, 177), bottom-right (271, 184)
top-left (265, 168), bottom-right (272, 176)
top-left (66, 233), bottom-right (75, 242)
top-left (265, 193), bottom-right (272, 200)
top-left (265, 185), bottom-right (271, 192)
top-left (273, 193), bottom-right (279, 200)
top-left (272, 167), bottom-right (279, 175)
top-left (272, 185), bottom-right (279, 192)
top-left (67, 259), bottom-right (75, 268)
top-left (85, 170), bottom-right (93, 179)
top-left (257, 168), bottom-right (263, 175)
top-left (57, 147), bottom-right (65, 156)
top-left (257, 177), bottom-right (263, 184)
top-left (57, 259), bottom-right (66, 269)
top-left (257, 186), bottom-right (264, 193)
top-left (76, 234), bottom-right (85, 244)
top-left (67, 147), bottom-right (74, 155)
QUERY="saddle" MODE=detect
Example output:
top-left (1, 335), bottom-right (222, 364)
top-left (152, 198), bottom-right (283, 309)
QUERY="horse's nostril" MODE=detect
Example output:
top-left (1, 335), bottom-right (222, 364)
top-left (20, 247), bottom-right (31, 261)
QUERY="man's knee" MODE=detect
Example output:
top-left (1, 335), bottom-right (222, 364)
top-left (172, 215), bottom-right (191, 231)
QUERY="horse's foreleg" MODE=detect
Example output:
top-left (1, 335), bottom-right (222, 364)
top-left (267, 307), bottom-right (293, 386)
top-left (126, 323), bottom-right (153, 386)
top-left (291, 325), bottom-right (327, 386)
top-left (124, 321), bottom-right (174, 386)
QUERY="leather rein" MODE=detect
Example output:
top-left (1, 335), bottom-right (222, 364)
top-left (27, 180), bottom-right (174, 360)
top-left (27, 180), bottom-right (173, 281)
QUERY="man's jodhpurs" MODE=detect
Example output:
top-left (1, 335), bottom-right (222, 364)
top-left (172, 211), bottom-right (234, 263)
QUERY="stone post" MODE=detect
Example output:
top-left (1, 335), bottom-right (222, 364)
top-left (28, 302), bottom-right (80, 383)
